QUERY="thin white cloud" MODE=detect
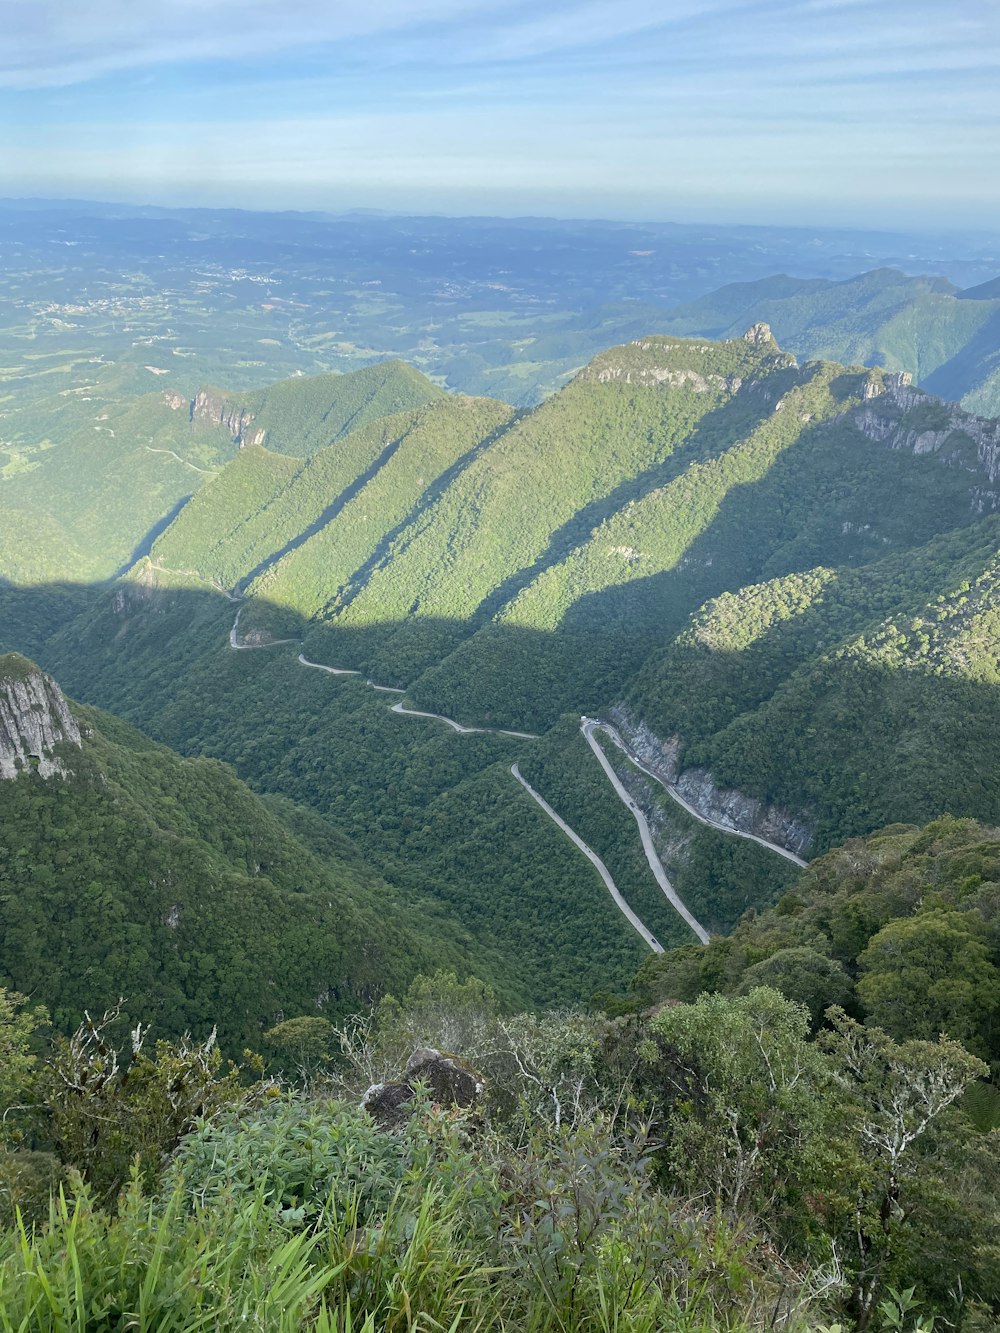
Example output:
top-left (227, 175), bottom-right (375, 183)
top-left (0, 0), bottom-right (506, 88)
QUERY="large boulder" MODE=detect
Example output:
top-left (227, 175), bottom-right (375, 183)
top-left (361, 1047), bottom-right (484, 1129)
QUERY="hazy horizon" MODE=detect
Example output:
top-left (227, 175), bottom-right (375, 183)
top-left (1, 1), bottom-right (997, 231)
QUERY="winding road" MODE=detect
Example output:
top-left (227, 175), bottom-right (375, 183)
top-left (593, 721), bottom-right (808, 869)
top-left (511, 764), bottom-right (664, 953)
top-left (145, 445), bottom-right (217, 475)
top-left (230, 607), bottom-right (298, 651)
top-left (230, 609), bottom-right (807, 951)
top-left (581, 720), bottom-right (710, 943)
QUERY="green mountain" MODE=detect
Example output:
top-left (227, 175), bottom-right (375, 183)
top-left (6, 328), bottom-right (1000, 1014)
top-left (0, 651), bottom-right (471, 1047)
top-left (0, 360), bottom-right (445, 585)
top-left (153, 395), bottom-right (515, 599)
top-left (663, 267), bottom-right (1000, 416)
top-left (199, 360), bottom-right (446, 457)
top-left (637, 813), bottom-right (1000, 1063)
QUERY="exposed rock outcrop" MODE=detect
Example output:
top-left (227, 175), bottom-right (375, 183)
top-left (582, 333), bottom-right (795, 391)
top-left (854, 373), bottom-right (1000, 492)
top-left (190, 388), bottom-right (265, 447)
top-left (0, 655), bottom-right (82, 780)
top-left (743, 321), bottom-right (776, 346)
top-left (362, 1047), bottom-right (485, 1130)
top-left (609, 707), bottom-right (813, 856)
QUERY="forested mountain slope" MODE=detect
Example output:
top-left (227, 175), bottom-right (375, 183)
top-left (6, 328), bottom-right (1000, 982)
top-left (0, 652), bottom-right (470, 1048)
top-left (637, 813), bottom-right (1000, 1064)
top-left (0, 359), bottom-right (444, 584)
top-left (663, 267), bottom-right (1000, 416)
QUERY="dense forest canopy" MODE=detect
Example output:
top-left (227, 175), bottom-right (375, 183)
top-left (3, 306), bottom-right (1000, 1327)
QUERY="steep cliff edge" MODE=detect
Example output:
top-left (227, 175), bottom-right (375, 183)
top-left (190, 388), bottom-right (265, 447)
top-left (0, 653), bottom-right (82, 779)
top-left (855, 371), bottom-right (1000, 503)
top-left (609, 706), bottom-right (813, 857)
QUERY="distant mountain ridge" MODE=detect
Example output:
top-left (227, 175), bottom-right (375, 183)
top-left (662, 266), bottom-right (1000, 416)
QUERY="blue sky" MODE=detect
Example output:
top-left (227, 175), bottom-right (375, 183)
top-left (1, 0), bottom-right (998, 227)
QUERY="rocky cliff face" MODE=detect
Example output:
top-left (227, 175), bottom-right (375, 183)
top-left (189, 389), bottom-right (266, 447)
top-left (854, 373), bottom-right (1000, 503)
top-left (0, 655), bottom-right (82, 780)
top-left (609, 707), bottom-right (813, 856)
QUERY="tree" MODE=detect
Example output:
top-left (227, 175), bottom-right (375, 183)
top-left (0, 987), bottom-right (48, 1137)
top-left (41, 1004), bottom-right (261, 1202)
top-left (263, 1016), bottom-right (336, 1083)
top-left (819, 1008), bottom-right (988, 1329)
top-left (857, 909), bottom-right (1000, 1056)
top-left (737, 946), bottom-right (854, 1023)
top-left (644, 988), bottom-right (832, 1234)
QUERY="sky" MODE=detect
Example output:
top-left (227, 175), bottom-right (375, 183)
top-left (0, 0), bottom-right (998, 228)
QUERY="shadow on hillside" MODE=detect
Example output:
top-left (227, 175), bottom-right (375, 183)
top-left (3, 565), bottom-right (1000, 859)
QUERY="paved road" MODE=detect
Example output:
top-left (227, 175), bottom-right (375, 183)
top-left (145, 446), bottom-right (216, 475)
top-left (593, 721), bottom-right (807, 868)
top-left (229, 608), bottom-right (298, 651)
top-left (581, 720), bottom-right (710, 943)
top-left (390, 700), bottom-right (538, 738)
top-left (234, 613), bottom-right (801, 946)
top-left (294, 641), bottom-right (537, 735)
top-left (297, 653), bottom-right (360, 676)
top-left (511, 763), bottom-right (663, 953)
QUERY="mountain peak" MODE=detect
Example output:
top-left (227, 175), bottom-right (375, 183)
top-left (0, 654), bottom-right (82, 780)
top-left (578, 330), bottom-right (794, 392)
top-left (743, 321), bottom-right (776, 346)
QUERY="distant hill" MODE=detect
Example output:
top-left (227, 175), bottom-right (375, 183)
top-left (662, 267), bottom-right (1000, 416)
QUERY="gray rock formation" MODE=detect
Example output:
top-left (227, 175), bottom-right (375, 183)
top-left (362, 1047), bottom-right (485, 1130)
top-left (743, 321), bottom-right (776, 346)
top-left (609, 706), bottom-right (813, 856)
top-left (854, 373), bottom-right (1000, 494)
top-left (0, 655), bottom-right (82, 780)
top-left (190, 388), bottom-right (265, 447)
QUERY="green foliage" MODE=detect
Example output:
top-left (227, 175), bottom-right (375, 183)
top-left (264, 1018), bottom-right (337, 1080)
top-left (630, 517), bottom-right (1000, 849)
top-left (0, 1179), bottom-right (343, 1333)
top-left (736, 947), bottom-right (854, 1023)
top-left (168, 1094), bottom-right (463, 1224)
top-left (0, 684), bottom-right (445, 1050)
top-left (39, 1005), bottom-right (256, 1203)
top-left (0, 990), bottom-right (49, 1142)
top-left (238, 361), bottom-right (445, 457)
top-left (638, 815), bottom-right (1000, 1069)
top-left (857, 910), bottom-right (1000, 1057)
top-left (665, 267), bottom-right (1000, 415)
top-left (0, 970), bottom-right (995, 1330)
top-left (247, 395), bottom-right (515, 619)
top-left (646, 988), bottom-right (832, 1234)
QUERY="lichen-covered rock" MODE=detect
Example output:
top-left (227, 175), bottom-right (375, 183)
top-left (361, 1080), bottom-right (417, 1130)
top-left (404, 1048), bottom-right (484, 1108)
top-left (743, 321), bottom-right (776, 346)
top-left (0, 654), bottom-right (82, 780)
top-left (362, 1047), bottom-right (485, 1129)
